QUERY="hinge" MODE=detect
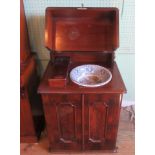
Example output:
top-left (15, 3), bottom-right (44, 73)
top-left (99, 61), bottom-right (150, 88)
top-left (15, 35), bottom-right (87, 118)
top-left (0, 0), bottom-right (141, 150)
top-left (77, 3), bottom-right (87, 10)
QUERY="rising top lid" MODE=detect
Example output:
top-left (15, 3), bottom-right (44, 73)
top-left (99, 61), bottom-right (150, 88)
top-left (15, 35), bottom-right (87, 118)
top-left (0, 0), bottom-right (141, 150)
top-left (45, 7), bottom-right (119, 52)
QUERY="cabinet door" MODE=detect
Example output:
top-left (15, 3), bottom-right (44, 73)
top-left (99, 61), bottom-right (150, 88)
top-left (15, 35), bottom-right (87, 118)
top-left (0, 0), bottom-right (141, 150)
top-left (84, 94), bottom-right (121, 150)
top-left (42, 94), bottom-right (82, 150)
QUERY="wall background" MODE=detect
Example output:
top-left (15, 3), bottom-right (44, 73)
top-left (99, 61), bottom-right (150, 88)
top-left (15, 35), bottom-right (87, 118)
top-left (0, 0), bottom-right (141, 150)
top-left (23, 0), bottom-right (135, 105)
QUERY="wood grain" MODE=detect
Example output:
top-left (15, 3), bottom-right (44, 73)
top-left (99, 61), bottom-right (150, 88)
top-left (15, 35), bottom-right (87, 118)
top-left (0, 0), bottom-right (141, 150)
top-left (20, 109), bottom-right (135, 155)
top-left (38, 7), bottom-right (126, 151)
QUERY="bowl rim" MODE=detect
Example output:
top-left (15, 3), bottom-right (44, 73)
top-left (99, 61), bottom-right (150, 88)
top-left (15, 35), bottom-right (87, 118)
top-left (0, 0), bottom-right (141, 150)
top-left (69, 64), bottom-right (112, 87)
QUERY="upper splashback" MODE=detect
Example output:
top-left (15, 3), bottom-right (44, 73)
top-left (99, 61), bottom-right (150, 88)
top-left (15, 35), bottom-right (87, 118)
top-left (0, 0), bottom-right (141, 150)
top-left (45, 7), bottom-right (119, 52)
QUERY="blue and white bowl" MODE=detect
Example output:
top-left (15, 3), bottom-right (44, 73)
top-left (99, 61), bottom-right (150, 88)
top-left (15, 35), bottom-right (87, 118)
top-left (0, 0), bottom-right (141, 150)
top-left (70, 64), bottom-right (112, 87)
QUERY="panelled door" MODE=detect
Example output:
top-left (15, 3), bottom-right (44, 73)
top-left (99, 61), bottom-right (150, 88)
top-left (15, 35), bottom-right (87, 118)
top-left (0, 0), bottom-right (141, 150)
top-left (43, 94), bottom-right (82, 150)
top-left (42, 93), bottom-right (121, 151)
top-left (84, 94), bottom-right (121, 150)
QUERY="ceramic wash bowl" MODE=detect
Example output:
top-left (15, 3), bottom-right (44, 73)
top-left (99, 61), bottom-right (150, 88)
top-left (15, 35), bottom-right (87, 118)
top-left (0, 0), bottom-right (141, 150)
top-left (70, 64), bottom-right (112, 87)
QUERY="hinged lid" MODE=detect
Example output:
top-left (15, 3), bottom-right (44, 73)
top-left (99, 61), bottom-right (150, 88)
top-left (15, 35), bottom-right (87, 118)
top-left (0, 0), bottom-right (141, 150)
top-left (45, 7), bottom-right (119, 52)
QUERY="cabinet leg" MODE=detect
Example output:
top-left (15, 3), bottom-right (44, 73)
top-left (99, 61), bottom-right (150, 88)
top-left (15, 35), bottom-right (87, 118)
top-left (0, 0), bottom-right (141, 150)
top-left (48, 146), bottom-right (52, 153)
top-left (113, 146), bottom-right (118, 153)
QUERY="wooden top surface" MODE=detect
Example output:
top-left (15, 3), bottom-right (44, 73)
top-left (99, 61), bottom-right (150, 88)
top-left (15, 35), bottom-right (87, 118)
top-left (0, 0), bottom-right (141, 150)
top-left (38, 61), bottom-right (126, 94)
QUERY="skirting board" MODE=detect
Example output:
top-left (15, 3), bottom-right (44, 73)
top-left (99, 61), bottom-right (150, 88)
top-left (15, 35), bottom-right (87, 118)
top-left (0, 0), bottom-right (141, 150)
top-left (122, 100), bottom-right (135, 107)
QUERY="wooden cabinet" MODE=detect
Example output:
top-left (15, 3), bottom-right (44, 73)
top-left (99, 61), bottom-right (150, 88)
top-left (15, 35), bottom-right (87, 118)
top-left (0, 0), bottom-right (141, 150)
top-left (20, 0), bottom-right (44, 143)
top-left (38, 59), bottom-right (126, 152)
top-left (20, 57), bottom-right (45, 143)
top-left (41, 93), bottom-right (122, 151)
top-left (39, 7), bottom-right (126, 152)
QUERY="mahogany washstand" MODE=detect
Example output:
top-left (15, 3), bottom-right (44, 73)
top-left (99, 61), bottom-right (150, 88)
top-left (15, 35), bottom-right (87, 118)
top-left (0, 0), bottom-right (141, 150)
top-left (38, 7), bottom-right (126, 152)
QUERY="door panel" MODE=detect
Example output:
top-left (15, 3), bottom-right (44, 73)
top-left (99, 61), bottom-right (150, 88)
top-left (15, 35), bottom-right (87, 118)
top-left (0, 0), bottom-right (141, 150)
top-left (84, 94), bottom-right (121, 150)
top-left (57, 102), bottom-right (77, 142)
top-left (42, 94), bottom-right (82, 150)
top-left (88, 101), bottom-right (108, 143)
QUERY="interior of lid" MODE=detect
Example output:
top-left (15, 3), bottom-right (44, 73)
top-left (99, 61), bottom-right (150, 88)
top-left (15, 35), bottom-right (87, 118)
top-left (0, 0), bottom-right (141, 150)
top-left (45, 8), bottom-right (119, 52)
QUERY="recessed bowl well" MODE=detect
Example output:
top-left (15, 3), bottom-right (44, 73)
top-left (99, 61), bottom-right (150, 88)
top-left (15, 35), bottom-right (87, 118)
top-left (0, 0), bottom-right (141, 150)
top-left (70, 64), bottom-right (112, 87)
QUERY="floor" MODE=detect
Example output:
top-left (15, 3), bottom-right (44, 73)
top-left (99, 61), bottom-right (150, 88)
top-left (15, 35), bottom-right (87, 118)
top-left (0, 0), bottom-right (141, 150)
top-left (20, 107), bottom-right (135, 155)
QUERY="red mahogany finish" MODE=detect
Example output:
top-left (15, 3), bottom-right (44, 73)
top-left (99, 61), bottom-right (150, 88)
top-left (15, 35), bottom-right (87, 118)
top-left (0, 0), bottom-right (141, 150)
top-left (20, 0), bottom-right (30, 64)
top-left (38, 7), bottom-right (126, 152)
top-left (45, 7), bottom-right (119, 52)
top-left (48, 56), bottom-right (70, 87)
top-left (20, 0), bottom-right (44, 143)
top-left (20, 56), bottom-right (44, 143)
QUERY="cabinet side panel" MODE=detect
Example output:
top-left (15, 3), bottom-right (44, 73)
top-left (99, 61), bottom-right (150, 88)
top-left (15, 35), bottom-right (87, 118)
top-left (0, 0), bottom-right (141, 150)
top-left (20, 97), bottom-right (36, 138)
top-left (41, 95), bottom-right (57, 144)
top-left (105, 94), bottom-right (122, 146)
